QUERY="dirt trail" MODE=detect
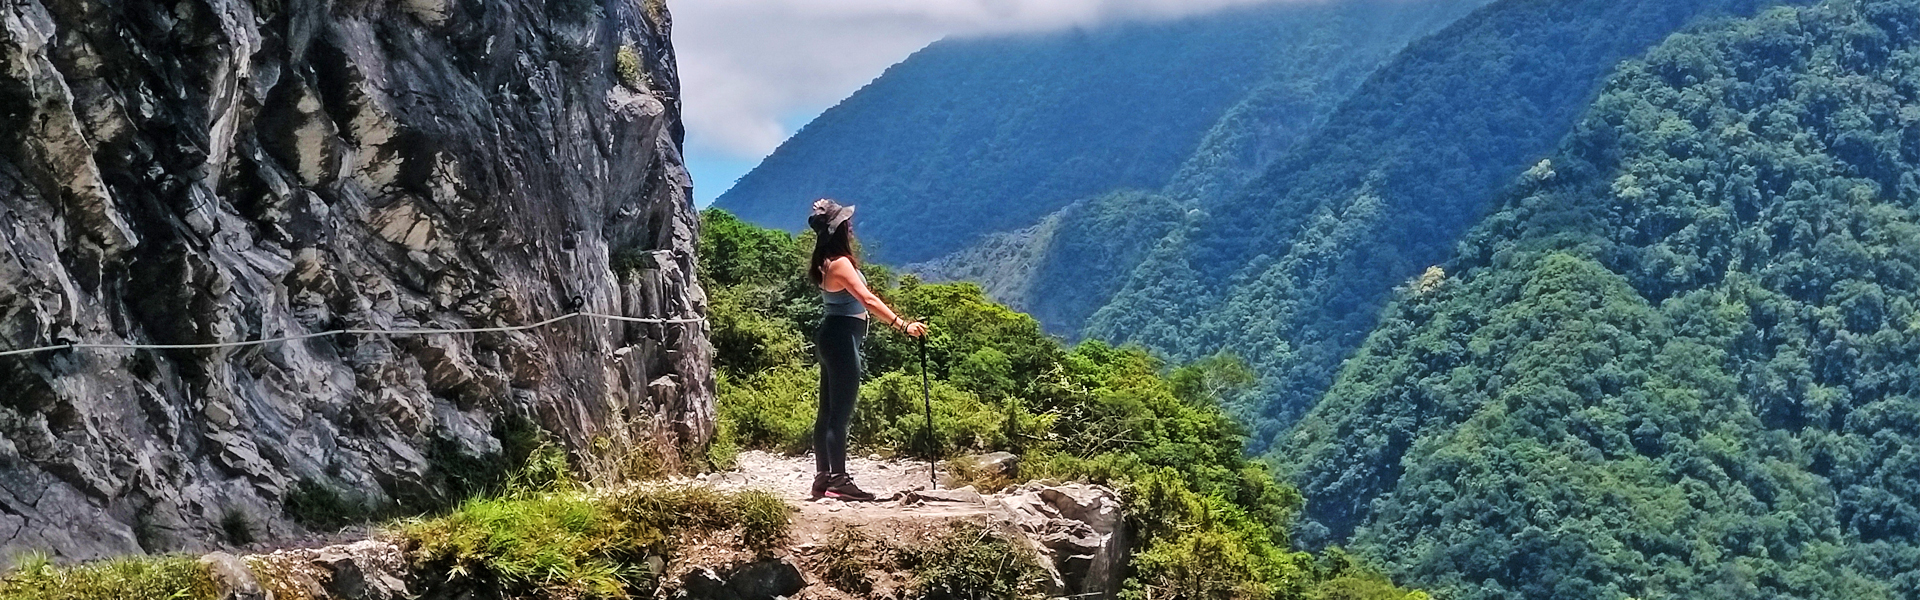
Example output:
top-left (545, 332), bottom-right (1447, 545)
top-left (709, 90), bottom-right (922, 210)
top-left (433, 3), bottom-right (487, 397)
top-left (691, 451), bottom-right (996, 547)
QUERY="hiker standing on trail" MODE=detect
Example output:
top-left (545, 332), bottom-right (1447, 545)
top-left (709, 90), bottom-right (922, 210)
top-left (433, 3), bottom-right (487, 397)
top-left (808, 199), bottom-right (927, 501)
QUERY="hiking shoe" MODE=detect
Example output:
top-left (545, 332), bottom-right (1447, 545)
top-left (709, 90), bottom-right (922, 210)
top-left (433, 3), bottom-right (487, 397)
top-left (822, 473), bottom-right (878, 502)
top-left (810, 472), bottom-right (832, 499)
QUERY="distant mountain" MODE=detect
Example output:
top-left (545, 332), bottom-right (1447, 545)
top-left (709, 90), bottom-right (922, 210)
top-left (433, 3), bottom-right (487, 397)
top-left (910, 190), bottom-right (1188, 335)
top-left (714, 0), bottom-right (1491, 264)
top-left (1279, 1), bottom-right (1920, 596)
top-left (1088, 0), bottom-right (1812, 446)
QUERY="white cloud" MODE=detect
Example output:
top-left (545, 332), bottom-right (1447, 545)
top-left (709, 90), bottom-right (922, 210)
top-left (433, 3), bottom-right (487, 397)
top-left (672, 0), bottom-right (1319, 160)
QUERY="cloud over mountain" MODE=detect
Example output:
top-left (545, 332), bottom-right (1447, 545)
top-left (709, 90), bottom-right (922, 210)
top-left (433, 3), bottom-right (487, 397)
top-left (675, 0), bottom-right (1323, 159)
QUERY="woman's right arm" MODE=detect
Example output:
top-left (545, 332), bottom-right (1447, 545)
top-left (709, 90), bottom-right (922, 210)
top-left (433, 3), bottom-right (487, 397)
top-left (825, 258), bottom-right (926, 337)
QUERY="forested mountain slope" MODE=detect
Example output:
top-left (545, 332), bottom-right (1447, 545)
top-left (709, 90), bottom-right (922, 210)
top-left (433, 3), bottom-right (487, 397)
top-left (908, 190), bottom-right (1188, 335)
top-left (1279, 1), bottom-right (1920, 597)
top-left (714, 0), bottom-right (1487, 264)
top-left (1088, 0), bottom-right (1811, 447)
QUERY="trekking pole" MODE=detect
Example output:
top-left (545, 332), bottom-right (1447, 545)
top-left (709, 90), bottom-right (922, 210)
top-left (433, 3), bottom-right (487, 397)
top-left (919, 330), bottom-right (936, 490)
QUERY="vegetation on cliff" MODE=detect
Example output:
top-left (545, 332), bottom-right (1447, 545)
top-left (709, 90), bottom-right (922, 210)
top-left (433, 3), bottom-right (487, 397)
top-left (0, 441), bottom-right (789, 600)
top-left (1278, 0), bottom-right (1920, 597)
top-left (701, 209), bottom-right (1424, 600)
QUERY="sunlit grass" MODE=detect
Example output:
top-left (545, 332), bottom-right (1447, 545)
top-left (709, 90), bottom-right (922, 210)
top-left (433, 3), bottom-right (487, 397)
top-left (0, 554), bottom-right (215, 600)
top-left (401, 484), bottom-right (791, 599)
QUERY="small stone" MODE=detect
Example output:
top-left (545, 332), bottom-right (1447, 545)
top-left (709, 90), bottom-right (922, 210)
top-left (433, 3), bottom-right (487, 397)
top-left (677, 568), bottom-right (727, 598)
top-left (676, 558), bottom-right (804, 600)
top-left (913, 485), bottom-right (984, 505)
top-left (967, 451), bottom-right (1021, 479)
top-left (200, 553), bottom-right (265, 600)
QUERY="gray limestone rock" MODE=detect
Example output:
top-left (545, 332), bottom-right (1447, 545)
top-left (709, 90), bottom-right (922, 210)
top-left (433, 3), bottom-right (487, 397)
top-left (202, 552), bottom-right (268, 600)
top-left (0, 0), bottom-right (710, 559)
top-left (908, 485), bottom-right (985, 505)
top-left (964, 451), bottom-right (1020, 479)
top-left (240, 539), bottom-right (411, 600)
top-left (995, 483), bottom-right (1129, 599)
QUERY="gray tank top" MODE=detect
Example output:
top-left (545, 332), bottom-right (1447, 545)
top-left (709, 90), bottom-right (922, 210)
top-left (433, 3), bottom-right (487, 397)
top-left (822, 267), bottom-right (869, 318)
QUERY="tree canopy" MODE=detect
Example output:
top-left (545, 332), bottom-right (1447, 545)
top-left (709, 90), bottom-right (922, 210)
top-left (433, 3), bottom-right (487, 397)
top-left (1279, 1), bottom-right (1920, 597)
top-left (1088, 0), bottom-right (1815, 450)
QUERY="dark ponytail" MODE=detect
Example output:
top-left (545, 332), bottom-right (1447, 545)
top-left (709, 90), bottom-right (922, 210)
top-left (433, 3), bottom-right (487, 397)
top-left (808, 217), bottom-right (857, 285)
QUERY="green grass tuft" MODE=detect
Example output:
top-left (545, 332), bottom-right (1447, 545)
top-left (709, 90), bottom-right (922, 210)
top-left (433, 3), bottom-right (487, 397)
top-left (403, 493), bottom-right (640, 599)
top-left (283, 478), bottom-right (365, 530)
top-left (602, 485), bottom-right (790, 554)
top-left (0, 554), bottom-right (216, 600)
top-left (402, 485), bottom-right (791, 599)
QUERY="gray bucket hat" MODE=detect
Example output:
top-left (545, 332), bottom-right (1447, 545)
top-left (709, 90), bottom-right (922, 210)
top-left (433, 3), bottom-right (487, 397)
top-left (809, 199), bottom-right (855, 234)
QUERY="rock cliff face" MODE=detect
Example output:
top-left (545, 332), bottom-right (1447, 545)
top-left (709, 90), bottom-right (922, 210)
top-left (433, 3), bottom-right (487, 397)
top-left (0, 0), bottom-right (710, 561)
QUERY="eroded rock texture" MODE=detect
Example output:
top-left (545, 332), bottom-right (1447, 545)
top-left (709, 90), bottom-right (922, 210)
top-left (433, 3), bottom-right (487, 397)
top-left (0, 0), bottom-right (709, 560)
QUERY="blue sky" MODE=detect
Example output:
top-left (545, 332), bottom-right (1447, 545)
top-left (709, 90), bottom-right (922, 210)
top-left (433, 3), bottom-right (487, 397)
top-left (671, 0), bottom-right (1316, 207)
top-left (686, 112), bottom-right (821, 207)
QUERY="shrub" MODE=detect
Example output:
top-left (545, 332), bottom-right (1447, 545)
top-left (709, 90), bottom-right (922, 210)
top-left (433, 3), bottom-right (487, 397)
top-left (715, 366), bottom-right (819, 454)
top-left (857, 373), bottom-right (1008, 459)
top-left (813, 524), bottom-right (1046, 600)
top-left (903, 523), bottom-right (1049, 600)
top-left (219, 510), bottom-right (254, 546)
top-left (615, 46), bottom-right (646, 91)
top-left (603, 485), bottom-right (790, 554)
top-left (708, 286), bottom-right (808, 377)
top-left (819, 526), bottom-right (898, 593)
top-left (283, 478), bottom-right (366, 530)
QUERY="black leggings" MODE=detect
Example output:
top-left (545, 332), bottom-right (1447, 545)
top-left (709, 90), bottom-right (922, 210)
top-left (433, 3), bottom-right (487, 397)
top-left (814, 315), bottom-right (867, 474)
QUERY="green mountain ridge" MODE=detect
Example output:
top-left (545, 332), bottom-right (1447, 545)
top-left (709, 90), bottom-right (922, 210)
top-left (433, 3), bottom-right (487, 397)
top-left (1281, 0), bottom-right (1920, 596)
top-left (910, 190), bottom-right (1188, 336)
top-left (1089, 0), bottom-right (1814, 449)
top-left (714, 0), bottom-right (1490, 264)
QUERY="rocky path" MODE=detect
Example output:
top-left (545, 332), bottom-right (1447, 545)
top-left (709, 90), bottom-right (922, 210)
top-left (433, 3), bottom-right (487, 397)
top-left (672, 450), bottom-right (1126, 599)
top-left (194, 451), bottom-right (1126, 600)
top-left (693, 451), bottom-right (990, 545)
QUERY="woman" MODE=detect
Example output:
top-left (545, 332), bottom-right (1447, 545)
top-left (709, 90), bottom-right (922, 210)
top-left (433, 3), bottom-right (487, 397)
top-left (808, 199), bottom-right (927, 501)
